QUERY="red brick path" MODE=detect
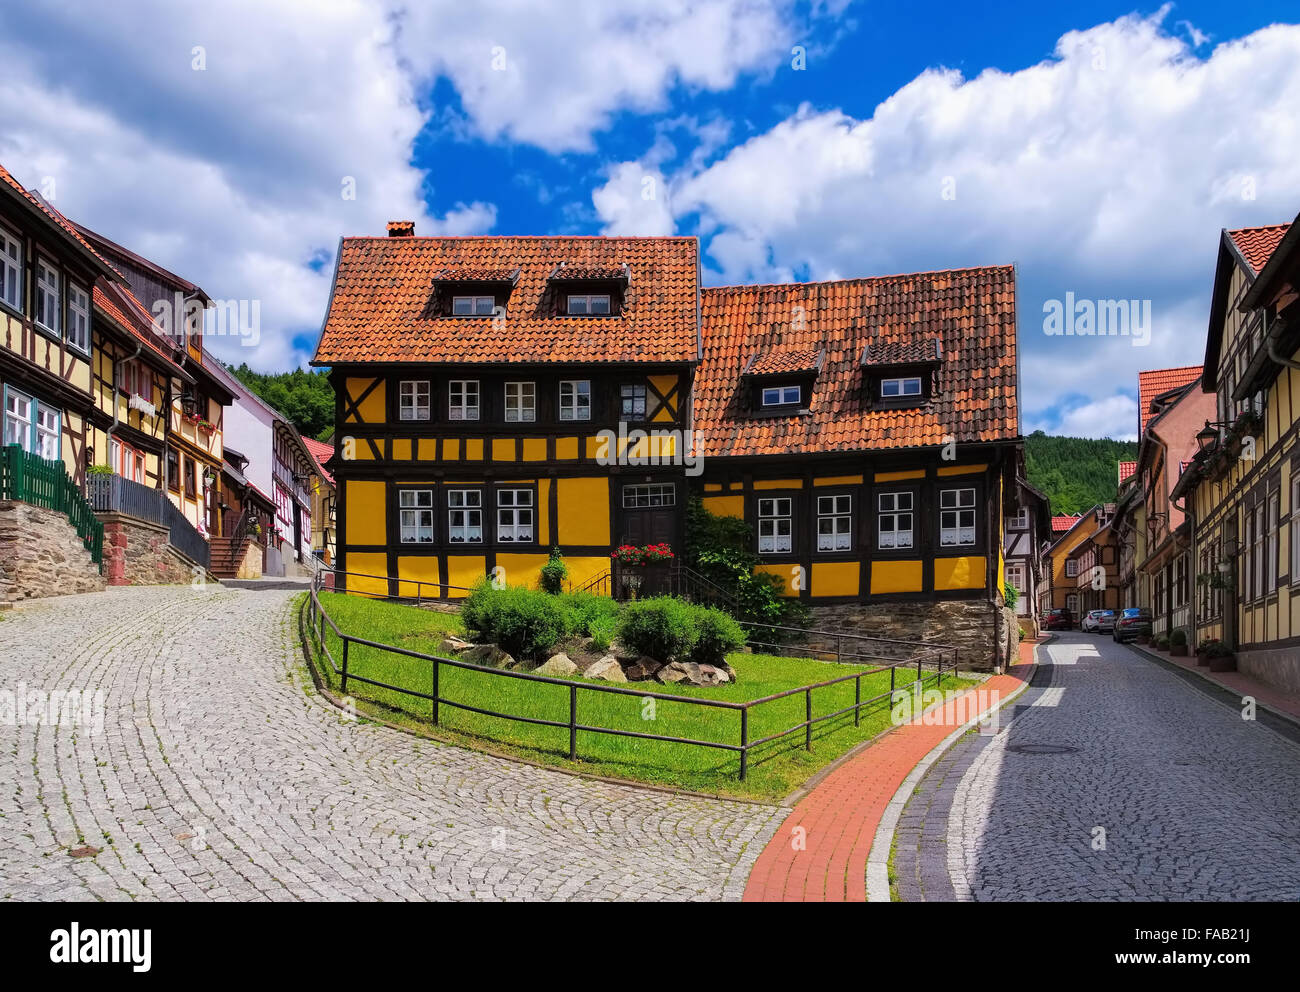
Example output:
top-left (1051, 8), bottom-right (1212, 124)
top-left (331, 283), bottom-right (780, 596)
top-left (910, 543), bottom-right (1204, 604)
top-left (742, 641), bottom-right (1040, 902)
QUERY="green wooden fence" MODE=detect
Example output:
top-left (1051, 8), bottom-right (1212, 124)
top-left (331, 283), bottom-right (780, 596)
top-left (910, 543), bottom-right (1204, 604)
top-left (0, 444), bottom-right (104, 570)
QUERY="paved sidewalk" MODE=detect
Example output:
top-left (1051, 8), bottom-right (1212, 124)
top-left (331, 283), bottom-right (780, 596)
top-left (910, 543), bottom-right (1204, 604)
top-left (742, 650), bottom-right (1035, 902)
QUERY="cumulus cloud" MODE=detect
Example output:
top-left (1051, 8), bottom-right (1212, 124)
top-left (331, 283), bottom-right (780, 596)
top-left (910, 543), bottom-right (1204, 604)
top-left (592, 7), bottom-right (1300, 437)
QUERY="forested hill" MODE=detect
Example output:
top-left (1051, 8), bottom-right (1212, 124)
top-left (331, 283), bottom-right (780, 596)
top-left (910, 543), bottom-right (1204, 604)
top-left (225, 364), bottom-right (334, 441)
top-left (1024, 430), bottom-right (1139, 515)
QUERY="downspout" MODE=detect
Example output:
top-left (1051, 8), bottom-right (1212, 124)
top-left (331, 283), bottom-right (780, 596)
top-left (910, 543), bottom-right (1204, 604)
top-left (1264, 309), bottom-right (1300, 370)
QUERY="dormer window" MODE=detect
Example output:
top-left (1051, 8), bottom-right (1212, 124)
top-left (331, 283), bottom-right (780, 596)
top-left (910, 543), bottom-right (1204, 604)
top-left (567, 293), bottom-right (611, 316)
top-left (881, 377), bottom-right (922, 398)
top-left (761, 385), bottom-right (801, 407)
top-left (452, 295), bottom-right (496, 316)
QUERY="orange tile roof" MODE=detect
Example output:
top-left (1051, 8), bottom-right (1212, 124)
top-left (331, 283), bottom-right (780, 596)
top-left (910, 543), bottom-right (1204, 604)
top-left (1137, 365), bottom-right (1201, 434)
top-left (302, 437), bottom-right (335, 486)
top-left (93, 280), bottom-right (187, 372)
top-left (0, 162), bottom-right (122, 282)
top-left (313, 236), bottom-right (699, 365)
top-left (1118, 460), bottom-right (1137, 484)
top-left (1226, 224), bottom-right (1291, 274)
top-left (1051, 513), bottom-right (1082, 533)
top-left (694, 266), bottom-right (1017, 457)
top-left (747, 348), bottom-right (824, 376)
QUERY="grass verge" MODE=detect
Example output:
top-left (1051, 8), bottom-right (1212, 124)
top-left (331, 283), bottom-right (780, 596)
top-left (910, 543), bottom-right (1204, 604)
top-left (298, 591), bottom-right (978, 801)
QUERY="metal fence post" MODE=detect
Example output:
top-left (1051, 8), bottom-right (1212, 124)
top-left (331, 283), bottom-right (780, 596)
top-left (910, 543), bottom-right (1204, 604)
top-left (569, 685), bottom-right (578, 760)
top-left (432, 659), bottom-right (440, 726)
top-left (891, 665), bottom-right (896, 694)
top-left (854, 675), bottom-right (861, 727)
top-left (805, 688), bottom-right (812, 751)
top-left (739, 708), bottom-right (749, 781)
top-left (340, 638), bottom-right (350, 694)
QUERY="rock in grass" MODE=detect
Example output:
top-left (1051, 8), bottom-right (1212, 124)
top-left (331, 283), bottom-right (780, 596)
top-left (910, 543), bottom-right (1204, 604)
top-left (438, 636), bottom-right (473, 654)
top-left (535, 653), bottom-right (578, 677)
top-left (585, 655), bottom-right (628, 683)
top-left (623, 656), bottom-right (663, 681)
top-left (656, 661), bottom-right (730, 686)
top-left (461, 644), bottom-right (515, 669)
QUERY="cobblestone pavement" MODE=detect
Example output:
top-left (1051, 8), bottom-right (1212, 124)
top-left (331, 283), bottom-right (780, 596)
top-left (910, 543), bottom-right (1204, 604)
top-left (0, 586), bottom-right (784, 902)
top-left (905, 633), bottom-right (1300, 901)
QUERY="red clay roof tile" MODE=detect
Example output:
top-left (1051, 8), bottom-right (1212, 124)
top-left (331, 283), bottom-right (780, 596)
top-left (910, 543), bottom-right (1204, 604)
top-left (1226, 224), bottom-right (1291, 274)
top-left (1137, 365), bottom-right (1201, 435)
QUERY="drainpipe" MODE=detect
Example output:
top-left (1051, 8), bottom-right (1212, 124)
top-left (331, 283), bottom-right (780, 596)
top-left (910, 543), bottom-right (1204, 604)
top-left (1263, 310), bottom-right (1300, 370)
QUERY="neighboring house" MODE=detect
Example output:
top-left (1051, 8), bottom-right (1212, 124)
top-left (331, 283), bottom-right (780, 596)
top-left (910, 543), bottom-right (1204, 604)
top-left (1003, 476), bottom-right (1051, 630)
top-left (212, 445), bottom-right (277, 578)
top-left (73, 222), bottom-right (236, 537)
top-left (1041, 506), bottom-right (1110, 618)
top-left (0, 164), bottom-right (121, 487)
top-left (207, 358), bottom-right (323, 575)
top-left (303, 436), bottom-right (336, 564)
top-left (1131, 366), bottom-right (1214, 638)
top-left (1071, 516), bottom-right (1120, 615)
top-left (1113, 466), bottom-right (1146, 612)
top-left (1173, 215), bottom-right (1300, 692)
top-left (313, 224), bottom-right (1024, 668)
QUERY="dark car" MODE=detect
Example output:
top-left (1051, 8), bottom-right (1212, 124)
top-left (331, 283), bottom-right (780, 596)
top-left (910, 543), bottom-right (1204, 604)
top-left (1113, 608), bottom-right (1153, 643)
top-left (1044, 607), bottom-right (1074, 631)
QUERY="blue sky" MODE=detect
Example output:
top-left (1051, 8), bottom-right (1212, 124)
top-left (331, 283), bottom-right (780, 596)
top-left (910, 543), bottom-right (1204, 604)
top-left (1, 1), bottom-right (1298, 440)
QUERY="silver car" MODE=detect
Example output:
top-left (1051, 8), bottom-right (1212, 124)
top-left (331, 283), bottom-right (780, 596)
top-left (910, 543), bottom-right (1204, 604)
top-left (1081, 609), bottom-right (1116, 633)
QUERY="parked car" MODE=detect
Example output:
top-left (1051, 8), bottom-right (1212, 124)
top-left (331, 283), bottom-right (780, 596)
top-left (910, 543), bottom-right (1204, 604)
top-left (1044, 607), bottom-right (1074, 631)
top-left (1081, 609), bottom-right (1117, 633)
top-left (1113, 608), bottom-right (1154, 643)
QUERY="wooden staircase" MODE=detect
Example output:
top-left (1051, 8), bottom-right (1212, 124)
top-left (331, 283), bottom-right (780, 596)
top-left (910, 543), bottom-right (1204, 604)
top-left (209, 534), bottom-right (250, 578)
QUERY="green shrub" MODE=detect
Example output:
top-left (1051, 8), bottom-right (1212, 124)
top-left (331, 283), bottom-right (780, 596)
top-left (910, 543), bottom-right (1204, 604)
top-left (1170, 628), bottom-right (1187, 647)
top-left (588, 614), bottom-right (618, 653)
top-left (461, 583), bottom-right (566, 660)
top-left (1003, 580), bottom-right (1019, 610)
top-left (1154, 634), bottom-right (1170, 650)
top-left (617, 597), bottom-right (698, 661)
top-left (87, 464), bottom-right (114, 475)
top-left (559, 590), bottom-right (621, 637)
top-left (689, 606), bottom-right (746, 666)
top-left (1203, 640), bottom-right (1233, 658)
top-left (539, 547), bottom-right (568, 594)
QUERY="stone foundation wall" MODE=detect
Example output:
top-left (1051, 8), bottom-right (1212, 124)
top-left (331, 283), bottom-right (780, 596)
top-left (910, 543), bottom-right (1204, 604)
top-left (1236, 646), bottom-right (1300, 695)
top-left (99, 512), bottom-right (201, 586)
top-left (802, 597), bottom-right (1006, 671)
top-left (0, 500), bottom-right (107, 602)
top-left (235, 540), bottom-right (264, 579)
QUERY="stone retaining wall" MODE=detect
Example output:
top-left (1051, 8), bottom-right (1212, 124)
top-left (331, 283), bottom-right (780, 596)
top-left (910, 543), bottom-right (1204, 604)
top-left (802, 597), bottom-right (1009, 671)
top-left (1236, 646), bottom-right (1300, 695)
top-left (99, 512), bottom-right (202, 586)
top-left (0, 500), bottom-right (107, 602)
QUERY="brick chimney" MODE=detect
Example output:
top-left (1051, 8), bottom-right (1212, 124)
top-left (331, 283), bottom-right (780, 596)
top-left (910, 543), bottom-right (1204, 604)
top-left (387, 220), bottom-right (415, 237)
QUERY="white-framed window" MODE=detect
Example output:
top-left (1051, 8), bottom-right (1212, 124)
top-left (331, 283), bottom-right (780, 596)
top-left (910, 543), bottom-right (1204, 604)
top-left (504, 381), bottom-right (535, 422)
top-left (109, 437), bottom-right (145, 484)
top-left (497, 489), bottom-right (534, 543)
top-left (448, 489), bottom-right (483, 543)
top-left (399, 489), bottom-right (435, 543)
top-left (881, 377), bottom-right (922, 398)
top-left (1066, 593), bottom-right (1079, 614)
top-left (35, 258), bottom-right (59, 334)
top-left (939, 487), bottom-right (976, 547)
top-left (620, 383), bottom-right (647, 419)
top-left (1266, 490), bottom-right (1280, 595)
top-left (4, 387), bottom-right (33, 451)
top-left (758, 497), bottom-right (793, 554)
top-left (35, 403), bottom-right (60, 461)
top-left (559, 380), bottom-right (591, 421)
top-left (452, 295), bottom-right (495, 316)
top-left (1007, 507), bottom-right (1029, 530)
top-left (816, 494), bottom-right (852, 551)
top-left (1292, 477), bottom-right (1300, 582)
top-left (1252, 502), bottom-right (1266, 600)
top-left (878, 491), bottom-right (914, 549)
top-left (1065, 559), bottom-right (1079, 578)
top-left (448, 380), bottom-right (479, 421)
top-left (567, 293), bottom-right (610, 315)
top-left (66, 282), bottom-right (90, 353)
top-left (1006, 562), bottom-right (1025, 592)
top-left (623, 483), bottom-right (675, 508)
top-left (761, 385), bottom-right (801, 406)
top-left (0, 224), bottom-right (22, 310)
top-left (399, 380), bottom-right (431, 421)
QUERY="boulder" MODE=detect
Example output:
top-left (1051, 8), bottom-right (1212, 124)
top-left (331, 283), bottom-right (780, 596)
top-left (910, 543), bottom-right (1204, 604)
top-left (585, 655), bottom-right (628, 683)
top-left (656, 661), bottom-right (731, 687)
top-left (461, 644), bottom-right (515, 669)
top-left (623, 656), bottom-right (663, 681)
top-left (534, 653), bottom-right (578, 677)
top-left (438, 636), bottom-right (473, 654)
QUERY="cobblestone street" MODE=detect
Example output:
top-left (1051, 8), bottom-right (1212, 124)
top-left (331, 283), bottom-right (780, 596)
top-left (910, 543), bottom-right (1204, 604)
top-left (897, 633), bottom-right (1300, 901)
top-left (0, 586), bottom-right (784, 902)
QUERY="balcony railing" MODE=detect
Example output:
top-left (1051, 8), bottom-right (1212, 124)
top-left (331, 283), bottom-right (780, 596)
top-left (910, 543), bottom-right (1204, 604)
top-left (88, 472), bottom-right (210, 568)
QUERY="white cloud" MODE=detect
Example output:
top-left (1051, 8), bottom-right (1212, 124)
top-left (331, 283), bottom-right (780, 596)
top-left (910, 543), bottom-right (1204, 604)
top-left (594, 9), bottom-right (1300, 438)
top-left (1051, 394), bottom-right (1141, 442)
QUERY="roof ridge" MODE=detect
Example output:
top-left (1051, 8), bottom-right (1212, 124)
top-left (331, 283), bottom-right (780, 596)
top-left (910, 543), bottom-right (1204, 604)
top-left (703, 264), bottom-right (1015, 293)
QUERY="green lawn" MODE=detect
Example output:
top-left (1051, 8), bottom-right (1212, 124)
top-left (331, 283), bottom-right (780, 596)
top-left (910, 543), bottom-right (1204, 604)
top-left (299, 591), bottom-right (977, 800)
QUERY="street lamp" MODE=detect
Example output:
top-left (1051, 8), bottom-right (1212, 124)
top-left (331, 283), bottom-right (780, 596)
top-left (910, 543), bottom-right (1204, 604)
top-left (1196, 419), bottom-right (1231, 451)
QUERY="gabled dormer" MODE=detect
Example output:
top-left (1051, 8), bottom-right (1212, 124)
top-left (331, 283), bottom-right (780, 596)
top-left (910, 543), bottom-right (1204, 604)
top-left (547, 261), bottom-right (630, 317)
top-left (430, 264), bottom-right (520, 318)
top-left (860, 337), bottom-right (942, 409)
top-left (741, 348), bottom-right (823, 415)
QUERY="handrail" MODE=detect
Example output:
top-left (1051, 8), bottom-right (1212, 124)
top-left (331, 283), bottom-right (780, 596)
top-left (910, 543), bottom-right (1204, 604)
top-left (2, 445), bottom-right (104, 570)
top-left (304, 571), bottom-right (960, 781)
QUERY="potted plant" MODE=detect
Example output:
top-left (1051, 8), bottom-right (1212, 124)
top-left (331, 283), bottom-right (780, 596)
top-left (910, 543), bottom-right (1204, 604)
top-left (196, 418), bottom-right (216, 434)
top-left (1169, 628), bottom-right (1189, 657)
top-left (1204, 639), bottom-right (1237, 672)
top-left (1154, 633), bottom-right (1170, 651)
top-left (611, 543), bottom-right (674, 598)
